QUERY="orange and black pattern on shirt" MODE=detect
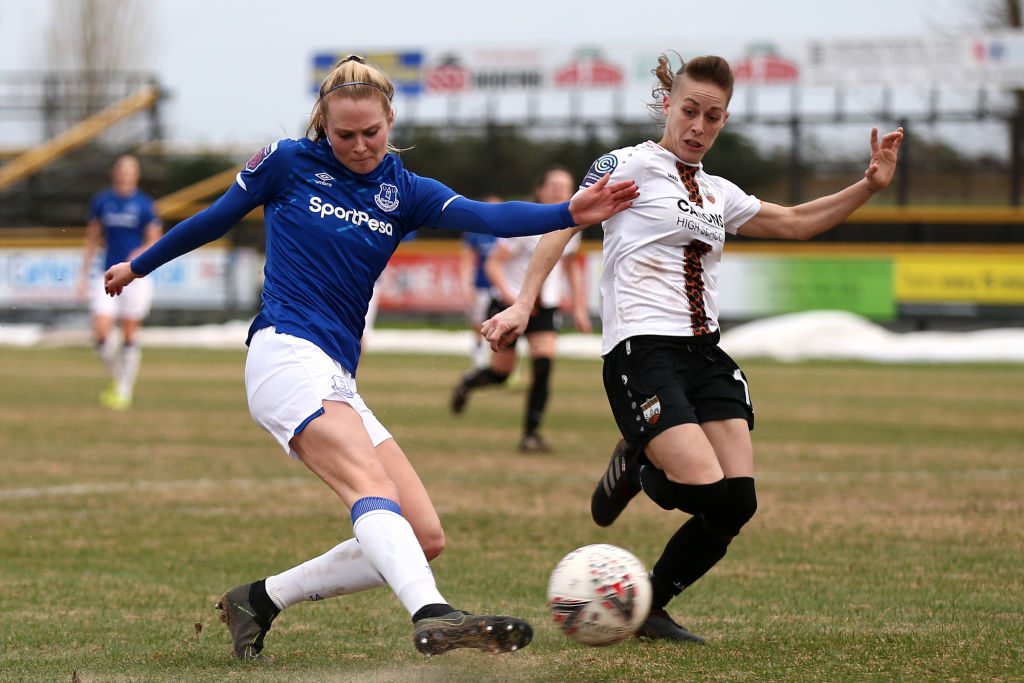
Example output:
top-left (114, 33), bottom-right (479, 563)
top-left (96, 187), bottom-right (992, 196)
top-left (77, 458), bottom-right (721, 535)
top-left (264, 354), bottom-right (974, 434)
top-left (684, 240), bottom-right (712, 334)
top-left (677, 163), bottom-right (703, 207)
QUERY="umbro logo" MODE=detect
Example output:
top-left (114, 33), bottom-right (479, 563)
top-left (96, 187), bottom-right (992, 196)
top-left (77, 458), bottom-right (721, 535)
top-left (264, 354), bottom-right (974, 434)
top-left (314, 171), bottom-right (335, 187)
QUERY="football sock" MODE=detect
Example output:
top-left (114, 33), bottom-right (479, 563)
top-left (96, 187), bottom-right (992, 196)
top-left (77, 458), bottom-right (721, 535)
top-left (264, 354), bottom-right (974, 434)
top-left (461, 367), bottom-right (508, 389)
top-left (117, 343), bottom-right (142, 399)
top-left (471, 339), bottom-right (492, 368)
top-left (639, 472), bottom-right (728, 514)
top-left (411, 602), bottom-right (458, 623)
top-left (650, 515), bottom-right (731, 609)
top-left (249, 579), bottom-right (280, 619)
top-left (95, 338), bottom-right (118, 379)
top-left (525, 357), bottom-right (551, 435)
top-left (351, 497), bottom-right (446, 617)
top-left (264, 538), bottom-right (386, 610)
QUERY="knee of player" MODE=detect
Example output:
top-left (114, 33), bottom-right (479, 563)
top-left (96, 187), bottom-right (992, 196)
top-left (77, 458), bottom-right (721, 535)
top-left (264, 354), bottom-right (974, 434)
top-left (420, 528), bottom-right (446, 561)
top-left (704, 477), bottom-right (758, 538)
top-left (640, 467), bottom-right (730, 516)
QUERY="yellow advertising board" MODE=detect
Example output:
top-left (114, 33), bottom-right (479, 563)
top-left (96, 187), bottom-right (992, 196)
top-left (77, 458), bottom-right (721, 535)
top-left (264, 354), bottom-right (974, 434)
top-left (895, 254), bottom-right (1024, 304)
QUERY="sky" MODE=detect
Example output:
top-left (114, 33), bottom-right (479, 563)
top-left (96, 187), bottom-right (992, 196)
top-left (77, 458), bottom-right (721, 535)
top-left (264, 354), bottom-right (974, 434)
top-left (0, 0), bottom-right (992, 152)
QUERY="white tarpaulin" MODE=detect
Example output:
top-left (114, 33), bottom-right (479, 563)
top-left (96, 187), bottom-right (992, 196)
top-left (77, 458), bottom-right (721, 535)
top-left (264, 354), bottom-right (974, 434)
top-left (2, 311), bottom-right (1021, 363)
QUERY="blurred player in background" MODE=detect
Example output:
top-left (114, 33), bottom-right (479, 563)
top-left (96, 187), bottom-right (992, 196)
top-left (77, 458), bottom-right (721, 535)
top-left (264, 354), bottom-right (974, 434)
top-left (450, 166), bottom-right (591, 453)
top-left (458, 193), bottom-right (500, 368)
top-left (484, 53), bottom-right (903, 643)
top-left (104, 55), bottom-right (636, 662)
top-left (360, 232), bottom-right (416, 360)
top-left (77, 154), bottom-right (162, 410)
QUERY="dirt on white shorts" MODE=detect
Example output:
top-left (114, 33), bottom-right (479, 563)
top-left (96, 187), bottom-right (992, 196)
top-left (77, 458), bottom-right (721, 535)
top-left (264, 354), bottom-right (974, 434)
top-left (245, 326), bottom-right (392, 459)
top-left (91, 274), bottom-right (153, 320)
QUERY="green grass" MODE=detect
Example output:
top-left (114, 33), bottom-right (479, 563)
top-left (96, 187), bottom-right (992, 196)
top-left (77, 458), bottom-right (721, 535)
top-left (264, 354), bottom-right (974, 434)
top-left (1, 347), bottom-right (1021, 682)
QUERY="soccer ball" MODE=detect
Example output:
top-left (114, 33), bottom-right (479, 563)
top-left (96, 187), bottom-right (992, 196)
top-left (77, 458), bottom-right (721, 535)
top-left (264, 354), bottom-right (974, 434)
top-left (546, 543), bottom-right (652, 646)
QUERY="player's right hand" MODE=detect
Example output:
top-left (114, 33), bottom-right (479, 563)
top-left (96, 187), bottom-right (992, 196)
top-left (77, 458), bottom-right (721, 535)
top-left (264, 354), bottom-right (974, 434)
top-left (481, 304), bottom-right (530, 351)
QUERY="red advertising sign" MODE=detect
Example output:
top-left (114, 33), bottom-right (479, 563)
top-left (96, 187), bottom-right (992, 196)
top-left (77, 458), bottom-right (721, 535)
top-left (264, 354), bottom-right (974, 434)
top-left (425, 58), bottom-right (471, 93)
top-left (732, 43), bottom-right (800, 83)
top-left (554, 49), bottom-right (624, 88)
top-left (375, 247), bottom-right (592, 314)
top-left (377, 251), bottom-right (466, 313)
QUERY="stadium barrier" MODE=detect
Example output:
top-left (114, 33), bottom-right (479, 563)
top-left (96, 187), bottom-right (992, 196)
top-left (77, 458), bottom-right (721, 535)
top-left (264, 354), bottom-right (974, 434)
top-left (2, 238), bottom-right (1022, 323)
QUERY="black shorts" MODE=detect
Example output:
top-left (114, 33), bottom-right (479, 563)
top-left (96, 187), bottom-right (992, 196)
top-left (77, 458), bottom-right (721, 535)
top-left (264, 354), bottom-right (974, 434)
top-left (487, 297), bottom-right (559, 334)
top-left (602, 333), bottom-right (754, 450)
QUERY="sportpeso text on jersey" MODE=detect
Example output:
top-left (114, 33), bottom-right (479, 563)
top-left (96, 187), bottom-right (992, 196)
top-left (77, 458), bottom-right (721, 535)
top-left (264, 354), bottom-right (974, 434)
top-left (308, 195), bottom-right (394, 235)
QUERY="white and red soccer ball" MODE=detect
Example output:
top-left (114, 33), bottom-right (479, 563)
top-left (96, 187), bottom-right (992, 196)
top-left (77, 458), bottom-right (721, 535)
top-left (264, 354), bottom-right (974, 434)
top-left (546, 543), bottom-right (652, 646)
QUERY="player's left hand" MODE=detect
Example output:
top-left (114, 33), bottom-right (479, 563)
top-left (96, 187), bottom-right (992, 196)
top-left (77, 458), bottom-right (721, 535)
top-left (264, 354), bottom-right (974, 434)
top-left (104, 261), bottom-right (139, 296)
top-left (864, 126), bottom-right (903, 192)
top-left (568, 173), bottom-right (638, 226)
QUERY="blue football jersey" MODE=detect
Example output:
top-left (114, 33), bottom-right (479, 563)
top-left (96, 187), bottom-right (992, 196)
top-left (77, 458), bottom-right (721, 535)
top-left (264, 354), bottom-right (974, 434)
top-left (238, 138), bottom-right (458, 374)
top-left (462, 231), bottom-right (497, 289)
top-left (87, 189), bottom-right (159, 269)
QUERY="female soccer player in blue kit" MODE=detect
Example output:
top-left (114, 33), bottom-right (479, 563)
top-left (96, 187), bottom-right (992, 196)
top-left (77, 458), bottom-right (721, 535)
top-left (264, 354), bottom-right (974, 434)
top-left (483, 53), bottom-right (903, 644)
top-left (104, 56), bottom-right (636, 662)
top-left (78, 154), bottom-right (162, 410)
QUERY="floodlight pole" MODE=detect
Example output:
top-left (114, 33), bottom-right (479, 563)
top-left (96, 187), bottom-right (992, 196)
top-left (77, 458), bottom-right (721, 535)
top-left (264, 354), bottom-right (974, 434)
top-left (788, 86), bottom-right (803, 205)
top-left (1011, 114), bottom-right (1022, 206)
top-left (896, 118), bottom-right (909, 207)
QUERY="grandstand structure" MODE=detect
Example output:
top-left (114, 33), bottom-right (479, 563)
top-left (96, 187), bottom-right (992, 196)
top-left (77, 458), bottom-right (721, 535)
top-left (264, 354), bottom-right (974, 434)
top-left (0, 71), bottom-right (164, 228)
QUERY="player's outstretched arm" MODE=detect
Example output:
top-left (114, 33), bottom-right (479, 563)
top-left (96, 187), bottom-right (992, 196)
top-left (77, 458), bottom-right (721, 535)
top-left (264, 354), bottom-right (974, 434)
top-left (739, 126), bottom-right (903, 241)
top-left (436, 175), bottom-right (636, 239)
top-left (105, 184), bottom-right (259, 295)
top-left (482, 227), bottom-right (582, 350)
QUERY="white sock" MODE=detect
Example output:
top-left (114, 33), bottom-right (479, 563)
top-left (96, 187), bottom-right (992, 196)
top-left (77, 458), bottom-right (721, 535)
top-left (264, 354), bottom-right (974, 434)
top-left (472, 339), bottom-right (491, 369)
top-left (264, 538), bottom-right (386, 611)
top-left (116, 344), bottom-right (142, 399)
top-left (95, 338), bottom-right (118, 379)
top-left (351, 497), bottom-right (446, 617)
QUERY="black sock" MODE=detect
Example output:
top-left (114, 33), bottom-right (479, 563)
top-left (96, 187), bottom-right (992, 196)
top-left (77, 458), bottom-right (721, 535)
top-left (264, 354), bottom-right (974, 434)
top-left (640, 471), bottom-right (727, 515)
top-left (412, 602), bottom-right (456, 623)
top-left (462, 368), bottom-right (508, 389)
top-left (250, 579), bottom-right (280, 619)
top-left (650, 515), bottom-right (731, 609)
top-left (525, 357), bottom-right (551, 435)
top-left (649, 571), bottom-right (678, 612)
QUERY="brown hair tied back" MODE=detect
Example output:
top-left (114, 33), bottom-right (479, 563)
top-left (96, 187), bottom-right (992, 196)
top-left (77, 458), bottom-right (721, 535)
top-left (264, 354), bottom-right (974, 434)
top-left (647, 52), bottom-right (735, 120)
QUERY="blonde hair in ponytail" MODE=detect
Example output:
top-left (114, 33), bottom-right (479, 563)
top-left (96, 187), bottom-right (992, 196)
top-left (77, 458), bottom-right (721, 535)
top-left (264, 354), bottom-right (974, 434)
top-left (306, 55), bottom-right (402, 153)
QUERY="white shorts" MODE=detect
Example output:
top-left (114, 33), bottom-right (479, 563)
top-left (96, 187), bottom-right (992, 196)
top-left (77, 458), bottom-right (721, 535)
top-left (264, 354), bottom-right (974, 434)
top-left (91, 274), bottom-right (153, 320)
top-left (245, 326), bottom-right (392, 459)
top-left (362, 281), bottom-right (383, 345)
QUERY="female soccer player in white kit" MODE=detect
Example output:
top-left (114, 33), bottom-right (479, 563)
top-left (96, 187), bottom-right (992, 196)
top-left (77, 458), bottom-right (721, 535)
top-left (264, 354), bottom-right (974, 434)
top-left (483, 53), bottom-right (903, 643)
top-left (450, 166), bottom-right (591, 453)
top-left (104, 55), bottom-right (637, 662)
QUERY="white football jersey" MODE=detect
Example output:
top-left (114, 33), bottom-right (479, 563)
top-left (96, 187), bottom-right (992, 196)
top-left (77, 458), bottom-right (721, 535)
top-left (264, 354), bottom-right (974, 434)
top-left (492, 231), bottom-right (582, 309)
top-left (582, 141), bottom-right (762, 355)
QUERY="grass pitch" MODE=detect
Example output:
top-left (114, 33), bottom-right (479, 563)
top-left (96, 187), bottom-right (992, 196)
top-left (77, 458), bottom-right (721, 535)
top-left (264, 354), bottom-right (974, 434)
top-left (0, 346), bottom-right (1021, 682)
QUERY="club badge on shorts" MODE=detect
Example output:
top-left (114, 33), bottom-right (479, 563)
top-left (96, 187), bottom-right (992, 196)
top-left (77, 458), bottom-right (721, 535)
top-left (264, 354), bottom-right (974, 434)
top-left (641, 396), bottom-right (661, 424)
top-left (331, 374), bottom-right (355, 398)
